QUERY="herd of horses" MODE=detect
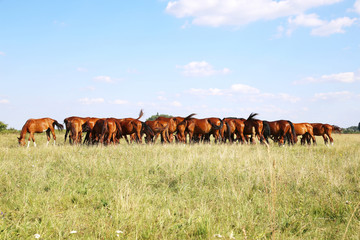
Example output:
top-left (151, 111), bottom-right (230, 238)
top-left (17, 110), bottom-right (342, 147)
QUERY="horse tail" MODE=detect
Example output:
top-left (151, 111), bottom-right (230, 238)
top-left (142, 122), bottom-right (154, 136)
top-left (209, 119), bottom-right (223, 130)
top-left (136, 109), bottom-right (144, 120)
top-left (115, 120), bottom-right (123, 137)
top-left (287, 121), bottom-right (296, 143)
top-left (184, 113), bottom-right (196, 120)
top-left (225, 121), bottom-right (231, 142)
top-left (247, 112), bottom-right (259, 121)
top-left (177, 113), bottom-right (196, 126)
top-left (262, 121), bottom-right (270, 143)
top-left (64, 119), bottom-right (70, 142)
top-left (100, 119), bottom-right (109, 143)
top-left (53, 120), bottom-right (64, 131)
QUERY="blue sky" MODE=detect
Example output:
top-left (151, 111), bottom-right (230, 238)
top-left (0, 0), bottom-right (359, 129)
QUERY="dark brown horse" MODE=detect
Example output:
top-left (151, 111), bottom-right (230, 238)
top-left (82, 118), bottom-right (102, 144)
top-left (310, 123), bottom-right (341, 145)
top-left (18, 118), bottom-right (64, 147)
top-left (265, 120), bottom-right (296, 145)
top-left (293, 123), bottom-right (316, 145)
top-left (241, 113), bottom-right (266, 144)
top-left (64, 116), bottom-right (89, 143)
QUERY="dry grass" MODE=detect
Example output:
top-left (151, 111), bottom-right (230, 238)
top-left (0, 133), bottom-right (360, 239)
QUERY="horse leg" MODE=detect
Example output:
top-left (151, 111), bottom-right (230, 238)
top-left (50, 127), bottom-right (57, 146)
top-left (30, 133), bottom-right (36, 147)
top-left (46, 129), bottom-right (51, 146)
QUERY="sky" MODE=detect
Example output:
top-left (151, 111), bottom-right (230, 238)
top-left (0, 0), bottom-right (360, 129)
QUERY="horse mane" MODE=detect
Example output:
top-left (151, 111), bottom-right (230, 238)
top-left (136, 109), bottom-right (144, 120)
top-left (247, 112), bottom-right (259, 121)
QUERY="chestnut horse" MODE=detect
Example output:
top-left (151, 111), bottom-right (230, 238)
top-left (64, 116), bottom-right (89, 144)
top-left (144, 120), bottom-right (169, 143)
top-left (186, 117), bottom-right (222, 143)
top-left (293, 123), bottom-right (316, 145)
top-left (18, 118), bottom-right (64, 147)
top-left (310, 123), bottom-right (341, 145)
top-left (100, 118), bottom-right (123, 145)
top-left (153, 113), bottom-right (196, 143)
top-left (82, 118), bottom-right (102, 144)
top-left (117, 110), bottom-right (145, 143)
top-left (221, 118), bottom-right (246, 143)
top-left (266, 120), bottom-right (296, 145)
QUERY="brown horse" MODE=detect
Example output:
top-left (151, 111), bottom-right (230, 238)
top-left (18, 118), bottom-right (64, 147)
top-left (144, 119), bottom-right (169, 143)
top-left (266, 120), bottom-right (296, 145)
top-left (64, 116), bottom-right (89, 143)
top-left (310, 123), bottom-right (341, 145)
top-left (100, 118), bottom-right (122, 145)
top-left (293, 123), bottom-right (316, 145)
top-left (117, 110), bottom-right (145, 143)
top-left (221, 118), bottom-right (246, 143)
top-left (186, 117), bottom-right (222, 143)
top-left (241, 113), bottom-right (266, 144)
top-left (82, 118), bottom-right (102, 144)
top-left (154, 113), bottom-right (196, 143)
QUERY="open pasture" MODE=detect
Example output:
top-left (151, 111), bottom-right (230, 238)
top-left (1, 133), bottom-right (360, 239)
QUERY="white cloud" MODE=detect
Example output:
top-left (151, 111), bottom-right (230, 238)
top-left (353, 0), bottom-right (360, 14)
top-left (295, 71), bottom-right (358, 84)
top-left (230, 84), bottom-right (260, 94)
top-left (314, 91), bottom-right (353, 100)
top-left (77, 67), bottom-right (88, 72)
top-left (157, 96), bottom-right (167, 101)
top-left (287, 14), bottom-right (356, 36)
top-left (93, 76), bottom-right (114, 83)
top-left (166, 0), bottom-right (342, 27)
top-left (311, 17), bottom-right (356, 36)
top-left (79, 98), bottom-right (105, 104)
top-left (171, 101), bottom-right (182, 107)
top-left (177, 61), bottom-right (230, 77)
top-left (0, 99), bottom-right (9, 104)
top-left (187, 83), bottom-right (299, 103)
top-left (110, 99), bottom-right (128, 105)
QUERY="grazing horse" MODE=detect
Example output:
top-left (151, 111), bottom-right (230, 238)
top-left (81, 118), bottom-right (102, 144)
top-left (310, 123), bottom-right (341, 145)
top-left (266, 120), bottom-right (296, 145)
top-left (186, 117), bottom-right (222, 143)
top-left (154, 113), bottom-right (196, 143)
top-left (242, 113), bottom-right (265, 144)
top-left (221, 118), bottom-right (247, 143)
top-left (64, 116), bottom-right (89, 143)
top-left (100, 118), bottom-right (122, 145)
top-left (144, 120), bottom-right (169, 143)
top-left (205, 118), bottom-right (223, 143)
top-left (117, 110), bottom-right (145, 143)
top-left (18, 118), bottom-right (64, 147)
top-left (293, 123), bottom-right (316, 145)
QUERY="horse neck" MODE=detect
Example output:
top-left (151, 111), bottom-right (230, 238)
top-left (19, 124), bottom-right (28, 140)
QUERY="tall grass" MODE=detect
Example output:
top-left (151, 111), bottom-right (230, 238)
top-left (1, 133), bottom-right (359, 239)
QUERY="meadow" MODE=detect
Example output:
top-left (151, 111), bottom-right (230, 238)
top-left (0, 132), bottom-right (359, 239)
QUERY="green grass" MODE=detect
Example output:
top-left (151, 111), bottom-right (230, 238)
top-left (1, 133), bottom-right (360, 239)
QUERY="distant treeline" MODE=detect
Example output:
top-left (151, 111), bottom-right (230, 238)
top-left (0, 121), bottom-right (18, 133)
top-left (342, 124), bottom-right (360, 134)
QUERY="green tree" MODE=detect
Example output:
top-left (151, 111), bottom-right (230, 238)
top-left (0, 121), bottom-right (8, 132)
top-left (146, 113), bottom-right (173, 121)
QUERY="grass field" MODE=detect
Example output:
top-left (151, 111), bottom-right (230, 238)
top-left (0, 132), bottom-right (360, 239)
